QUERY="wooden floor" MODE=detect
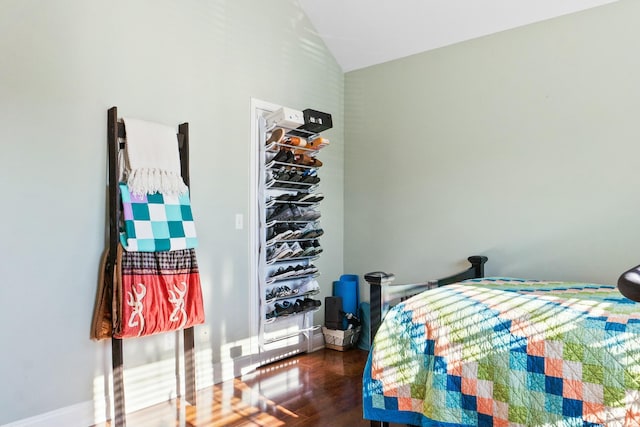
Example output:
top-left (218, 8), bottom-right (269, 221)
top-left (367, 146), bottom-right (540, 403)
top-left (96, 348), bottom-right (376, 427)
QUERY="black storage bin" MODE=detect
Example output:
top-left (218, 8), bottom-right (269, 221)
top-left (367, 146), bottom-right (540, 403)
top-left (325, 296), bottom-right (343, 329)
top-left (297, 109), bottom-right (333, 133)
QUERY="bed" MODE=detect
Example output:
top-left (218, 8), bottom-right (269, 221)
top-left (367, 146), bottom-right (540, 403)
top-left (363, 256), bottom-right (640, 427)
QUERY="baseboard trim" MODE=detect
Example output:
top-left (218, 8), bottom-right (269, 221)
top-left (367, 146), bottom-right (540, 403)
top-left (2, 332), bottom-right (326, 427)
top-left (1, 401), bottom-right (95, 427)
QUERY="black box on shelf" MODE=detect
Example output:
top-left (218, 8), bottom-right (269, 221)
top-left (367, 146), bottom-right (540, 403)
top-left (297, 109), bottom-right (333, 133)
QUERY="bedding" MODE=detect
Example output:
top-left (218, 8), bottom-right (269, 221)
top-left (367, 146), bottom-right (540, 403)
top-left (363, 278), bottom-right (640, 426)
top-left (119, 182), bottom-right (198, 252)
top-left (113, 243), bottom-right (205, 338)
top-left (122, 116), bottom-right (188, 197)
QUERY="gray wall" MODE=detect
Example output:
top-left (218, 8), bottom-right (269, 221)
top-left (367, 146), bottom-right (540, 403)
top-left (345, 0), bottom-right (640, 298)
top-left (0, 1), bottom-right (343, 424)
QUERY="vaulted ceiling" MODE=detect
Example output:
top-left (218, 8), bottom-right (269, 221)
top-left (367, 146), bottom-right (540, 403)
top-left (298, 0), bottom-right (619, 72)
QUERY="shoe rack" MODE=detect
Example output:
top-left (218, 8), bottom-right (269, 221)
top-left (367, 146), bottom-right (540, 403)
top-left (253, 101), bottom-right (330, 361)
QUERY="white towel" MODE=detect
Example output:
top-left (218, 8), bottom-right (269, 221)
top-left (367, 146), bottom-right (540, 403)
top-left (122, 117), bottom-right (188, 196)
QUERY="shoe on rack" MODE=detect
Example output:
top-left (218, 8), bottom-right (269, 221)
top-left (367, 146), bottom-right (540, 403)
top-left (300, 208), bottom-right (321, 221)
top-left (267, 204), bottom-right (289, 222)
top-left (297, 191), bottom-right (311, 203)
top-left (276, 193), bottom-right (294, 202)
top-left (267, 203), bottom-right (286, 219)
top-left (288, 203), bottom-right (303, 219)
top-left (289, 242), bottom-right (304, 257)
top-left (300, 241), bottom-right (317, 257)
top-left (302, 175), bottom-right (320, 185)
top-left (291, 264), bottom-right (307, 277)
top-left (288, 171), bottom-right (304, 184)
top-left (265, 309), bottom-right (277, 322)
top-left (309, 193), bottom-right (324, 203)
top-left (273, 149), bottom-right (293, 163)
top-left (266, 227), bottom-right (276, 241)
top-left (295, 154), bottom-right (323, 168)
top-left (298, 193), bottom-right (317, 203)
top-left (303, 264), bottom-right (318, 275)
top-left (269, 266), bottom-right (289, 279)
top-left (275, 301), bottom-right (295, 317)
top-left (316, 137), bottom-right (330, 149)
top-left (281, 226), bottom-right (298, 240)
top-left (306, 228), bottom-right (324, 239)
top-left (269, 265), bottom-right (292, 279)
top-left (265, 287), bottom-right (279, 303)
top-left (276, 285), bottom-right (299, 298)
top-left (290, 225), bottom-right (306, 240)
top-left (292, 299), bottom-right (304, 313)
top-left (267, 243), bottom-right (293, 262)
top-left (307, 137), bottom-right (329, 151)
top-left (302, 297), bottom-right (322, 310)
top-left (284, 265), bottom-right (303, 277)
top-left (270, 226), bottom-right (297, 242)
top-left (270, 205), bottom-right (299, 222)
top-left (266, 285), bottom-right (298, 302)
top-left (284, 136), bottom-right (307, 148)
top-left (266, 128), bottom-right (285, 146)
top-left (276, 170), bottom-right (294, 182)
top-left (297, 279), bottom-right (320, 296)
top-left (273, 222), bottom-right (293, 234)
top-left (285, 192), bottom-right (301, 202)
top-left (265, 151), bottom-right (277, 163)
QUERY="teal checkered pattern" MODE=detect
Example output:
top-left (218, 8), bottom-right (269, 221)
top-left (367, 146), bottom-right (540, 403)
top-left (119, 182), bottom-right (198, 252)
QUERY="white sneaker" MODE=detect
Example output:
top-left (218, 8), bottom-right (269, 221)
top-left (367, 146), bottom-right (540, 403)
top-left (268, 243), bottom-right (293, 262)
top-left (290, 223), bottom-right (314, 239)
top-left (297, 279), bottom-right (320, 296)
top-left (267, 229), bottom-right (293, 245)
top-left (298, 193), bottom-right (317, 203)
top-left (289, 242), bottom-right (304, 257)
top-left (303, 264), bottom-right (318, 275)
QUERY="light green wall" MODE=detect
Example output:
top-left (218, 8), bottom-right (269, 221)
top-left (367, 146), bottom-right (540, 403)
top-left (345, 0), bottom-right (640, 296)
top-left (0, 0), bottom-right (343, 424)
top-left (6, 0), bottom-right (640, 423)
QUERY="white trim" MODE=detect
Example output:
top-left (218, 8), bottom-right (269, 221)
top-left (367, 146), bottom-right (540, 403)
top-left (1, 401), bottom-right (95, 427)
top-left (248, 97), bottom-right (286, 365)
top-left (1, 331), bottom-right (326, 427)
top-left (249, 98), bottom-right (279, 359)
top-left (249, 97), bottom-right (260, 360)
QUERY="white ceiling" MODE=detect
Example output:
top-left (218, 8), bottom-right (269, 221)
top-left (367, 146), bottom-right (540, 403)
top-left (298, 0), bottom-right (618, 72)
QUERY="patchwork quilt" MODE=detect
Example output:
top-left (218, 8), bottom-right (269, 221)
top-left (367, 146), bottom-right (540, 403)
top-left (363, 278), bottom-right (640, 426)
top-left (119, 182), bottom-right (198, 252)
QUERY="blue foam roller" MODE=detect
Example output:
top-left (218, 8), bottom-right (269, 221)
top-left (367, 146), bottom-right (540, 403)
top-left (332, 279), bottom-right (358, 316)
top-left (339, 274), bottom-right (360, 307)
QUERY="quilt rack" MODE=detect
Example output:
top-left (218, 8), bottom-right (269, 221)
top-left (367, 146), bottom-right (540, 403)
top-left (106, 106), bottom-right (196, 426)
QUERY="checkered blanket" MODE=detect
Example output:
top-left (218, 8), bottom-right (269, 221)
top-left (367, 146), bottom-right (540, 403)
top-left (363, 278), bottom-right (640, 426)
top-left (119, 183), bottom-right (197, 252)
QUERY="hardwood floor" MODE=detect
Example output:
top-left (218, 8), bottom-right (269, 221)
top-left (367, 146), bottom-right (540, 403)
top-left (95, 348), bottom-right (374, 427)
